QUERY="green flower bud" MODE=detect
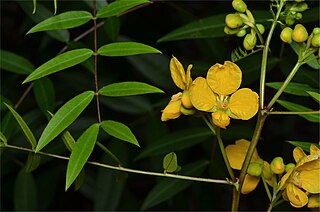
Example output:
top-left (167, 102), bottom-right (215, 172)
top-left (224, 26), bottom-right (240, 35)
top-left (311, 33), bottom-right (320, 48)
top-left (295, 12), bottom-right (302, 20)
top-left (292, 24), bottom-right (309, 43)
top-left (247, 162), bottom-right (262, 177)
top-left (270, 157), bottom-right (285, 174)
top-left (225, 13), bottom-right (243, 29)
top-left (243, 33), bottom-right (257, 50)
top-left (294, 0), bottom-right (304, 2)
top-left (285, 15), bottom-right (295, 26)
top-left (256, 24), bottom-right (265, 34)
top-left (236, 29), bottom-right (247, 37)
top-left (180, 106), bottom-right (196, 116)
top-left (280, 27), bottom-right (293, 44)
top-left (285, 163), bottom-right (296, 172)
top-left (313, 27), bottom-right (320, 35)
top-left (232, 0), bottom-right (247, 13)
top-left (181, 90), bottom-right (193, 109)
top-left (290, 2), bottom-right (308, 12)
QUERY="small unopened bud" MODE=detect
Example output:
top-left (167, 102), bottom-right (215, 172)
top-left (313, 27), bottom-right (320, 35)
top-left (311, 33), bottom-right (320, 47)
top-left (292, 24), bottom-right (308, 43)
top-left (243, 33), bottom-right (257, 50)
top-left (256, 24), bottom-right (265, 34)
top-left (224, 26), bottom-right (240, 35)
top-left (270, 157), bottom-right (285, 174)
top-left (280, 27), bottom-right (293, 44)
top-left (285, 15), bottom-right (295, 26)
top-left (247, 162), bottom-right (262, 177)
top-left (236, 29), bottom-right (247, 37)
top-left (181, 90), bottom-right (193, 109)
top-left (285, 163), bottom-right (295, 172)
top-left (232, 0), bottom-right (247, 13)
top-left (295, 12), bottom-right (302, 20)
top-left (290, 2), bottom-right (308, 12)
top-left (180, 106), bottom-right (196, 116)
top-left (225, 13), bottom-right (243, 29)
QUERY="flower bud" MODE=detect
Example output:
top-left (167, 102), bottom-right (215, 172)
top-left (236, 29), bottom-right (247, 37)
top-left (313, 27), bottom-right (320, 35)
top-left (181, 90), bottom-right (193, 109)
top-left (292, 24), bottom-right (308, 43)
top-left (280, 27), bottom-right (293, 44)
top-left (224, 26), bottom-right (239, 35)
top-left (311, 33), bottom-right (320, 47)
top-left (256, 24), bottom-right (265, 34)
top-left (295, 12), bottom-right (302, 20)
top-left (232, 0), bottom-right (247, 13)
top-left (180, 106), bottom-right (196, 116)
top-left (285, 15), bottom-right (295, 26)
top-left (243, 33), bottom-right (257, 50)
top-left (285, 163), bottom-right (295, 172)
top-left (270, 157), bottom-right (285, 174)
top-left (225, 13), bottom-right (243, 29)
top-left (290, 2), bottom-right (308, 12)
top-left (247, 162), bottom-right (262, 177)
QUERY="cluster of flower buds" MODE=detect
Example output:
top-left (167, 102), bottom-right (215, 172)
top-left (224, 0), bottom-right (265, 51)
top-left (282, 0), bottom-right (308, 26)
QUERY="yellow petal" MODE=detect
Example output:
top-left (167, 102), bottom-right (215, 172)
top-left (310, 144), bottom-right (320, 156)
top-left (297, 159), bottom-right (320, 193)
top-left (161, 95), bottom-right (182, 121)
top-left (287, 183), bottom-right (309, 208)
top-left (308, 194), bottom-right (320, 208)
top-left (241, 174), bottom-right (260, 194)
top-left (207, 61), bottom-right (242, 96)
top-left (170, 56), bottom-right (186, 90)
top-left (225, 139), bottom-right (259, 170)
top-left (189, 77), bottom-right (216, 111)
top-left (212, 111), bottom-right (230, 129)
top-left (278, 169), bottom-right (293, 191)
top-left (185, 64), bottom-right (193, 90)
top-left (229, 88), bottom-right (259, 120)
top-left (293, 147), bottom-right (307, 164)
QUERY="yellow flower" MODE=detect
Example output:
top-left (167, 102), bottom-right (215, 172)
top-left (225, 139), bottom-right (272, 194)
top-left (161, 56), bottom-right (194, 121)
top-left (278, 145), bottom-right (320, 208)
top-left (189, 61), bottom-right (258, 128)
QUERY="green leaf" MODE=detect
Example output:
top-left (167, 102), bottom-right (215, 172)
top-left (101, 120), bottom-right (140, 147)
top-left (17, 1), bottom-right (70, 42)
top-left (65, 123), bottom-right (99, 191)
top-left (0, 49), bottom-right (35, 74)
top-left (306, 91), bottom-right (320, 103)
top-left (14, 170), bottom-right (38, 211)
top-left (286, 141), bottom-right (319, 153)
top-left (27, 11), bottom-right (93, 34)
top-left (266, 82), bottom-right (318, 97)
top-left (25, 153), bottom-right (41, 173)
top-left (33, 77), bottom-right (55, 115)
top-left (36, 91), bottom-right (95, 152)
top-left (290, 42), bottom-right (319, 70)
top-left (163, 152), bottom-right (178, 173)
top-left (0, 131), bottom-right (7, 145)
top-left (74, 167), bottom-right (86, 191)
top-left (158, 10), bottom-right (271, 42)
top-left (0, 96), bottom-right (12, 111)
top-left (97, 42), bottom-right (161, 56)
top-left (61, 130), bottom-right (76, 152)
top-left (99, 81), bottom-right (164, 97)
top-left (103, 17), bottom-right (120, 41)
top-left (5, 103), bottom-right (37, 149)
top-left (23, 48), bottom-right (93, 83)
top-left (136, 128), bottom-right (212, 160)
top-left (276, 100), bottom-right (320, 122)
top-left (141, 161), bottom-right (209, 210)
top-left (96, 0), bottom-right (150, 18)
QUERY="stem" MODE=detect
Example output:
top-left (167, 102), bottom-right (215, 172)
top-left (231, 112), bottom-right (267, 211)
top-left (92, 0), bottom-right (102, 124)
top-left (14, 83), bottom-right (34, 109)
top-left (267, 110), bottom-right (320, 115)
top-left (261, 176), bottom-right (272, 201)
top-left (259, 0), bottom-right (285, 109)
top-left (2, 144), bottom-right (231, 185)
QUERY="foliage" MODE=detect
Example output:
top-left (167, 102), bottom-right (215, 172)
top-left (1, 0), bottom-right (319, 211)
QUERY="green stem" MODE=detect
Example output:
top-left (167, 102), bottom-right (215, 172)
top-left (96, 141), bottom-right (123, 165)
top-left (259, 0), bottom-right (285, 109)
top-left (266, 61), bottom-right (302, 110)
top-left (2, 144), bottom-right (231, 185)
top-left (267, 110), bottom-right (320, 115)
top-left (201, 115), bottom-right (235, 181)
top-left (261, 176), bottom-right (272, 201)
